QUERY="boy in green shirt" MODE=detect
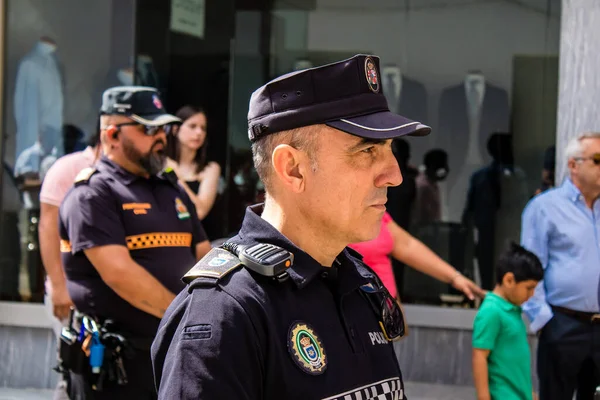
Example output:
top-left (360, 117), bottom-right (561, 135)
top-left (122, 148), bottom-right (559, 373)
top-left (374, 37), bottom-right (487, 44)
top-left (472, 242), bottom-right (543, 400)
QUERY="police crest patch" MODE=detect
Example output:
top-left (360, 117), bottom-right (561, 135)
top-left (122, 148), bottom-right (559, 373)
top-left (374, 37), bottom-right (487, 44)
top-left (364, 56), bottom-right (379, 93)
top-left (288, 322), bottom-right (327, 375)
top-left (152, 94), bottom-right (163, 109)
top-left (175, 197), bottom-right (190, 220)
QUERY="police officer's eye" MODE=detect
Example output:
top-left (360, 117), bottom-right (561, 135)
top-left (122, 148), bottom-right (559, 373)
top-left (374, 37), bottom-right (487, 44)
top-left (361, 147), bottom-right (375, 154)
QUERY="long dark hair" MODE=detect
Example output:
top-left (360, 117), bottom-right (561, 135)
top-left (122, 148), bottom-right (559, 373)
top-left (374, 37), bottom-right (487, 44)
top-left (166, 105), bottom-right (208, 173)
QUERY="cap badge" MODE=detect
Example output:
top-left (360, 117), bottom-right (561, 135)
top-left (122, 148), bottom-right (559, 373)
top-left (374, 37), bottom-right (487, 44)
top-left (175, 197), bottom-right (190, 220)
top-left (365, 56), bottom-right (380, 93)
top-left (152, 94), bottom-right (163, 109)
top-left (288, 322), bottom-right (327, 375)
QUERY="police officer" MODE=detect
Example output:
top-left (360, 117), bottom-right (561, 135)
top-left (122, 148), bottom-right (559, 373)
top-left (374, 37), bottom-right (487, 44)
top-left (59, 86), bottom-right (211, 399)
top-left (152, 55), bottom-right (431, 399)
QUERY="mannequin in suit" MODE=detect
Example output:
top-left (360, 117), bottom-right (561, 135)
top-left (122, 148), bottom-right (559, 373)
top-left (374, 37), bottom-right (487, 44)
top-left (382, 64), bottom-right (429, 166)
top-left (381, 65), bottom-right (428, 124)
top-left (438, 71), bottom-right (510, 222)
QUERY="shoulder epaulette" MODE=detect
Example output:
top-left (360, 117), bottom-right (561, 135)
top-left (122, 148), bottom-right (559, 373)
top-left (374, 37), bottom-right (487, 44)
top-left (162, 168), bottom-right (179, 188)
top-left (183, 247), bottom-right (242, 284)
top-left (74, 167), bottom-right (98, 185)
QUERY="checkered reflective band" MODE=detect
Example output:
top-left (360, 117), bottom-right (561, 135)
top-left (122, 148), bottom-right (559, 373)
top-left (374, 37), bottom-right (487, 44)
top-left (322, 377), bottom-right (403, 400)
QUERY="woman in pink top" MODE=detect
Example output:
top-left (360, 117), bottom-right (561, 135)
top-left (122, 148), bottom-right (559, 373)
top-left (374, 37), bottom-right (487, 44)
top-left (350, 212), bottom-right (483, 300)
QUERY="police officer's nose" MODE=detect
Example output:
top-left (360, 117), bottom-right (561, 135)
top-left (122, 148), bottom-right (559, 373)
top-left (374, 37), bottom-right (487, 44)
top-left (375, 152), bottom-right (403, 188)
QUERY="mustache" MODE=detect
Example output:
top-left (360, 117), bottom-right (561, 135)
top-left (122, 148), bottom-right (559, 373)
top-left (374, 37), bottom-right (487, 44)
top-left (152, 139), bottom-right (167, 150)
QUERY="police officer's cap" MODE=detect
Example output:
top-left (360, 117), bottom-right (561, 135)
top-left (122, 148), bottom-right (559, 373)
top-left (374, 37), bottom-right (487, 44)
top-left (100, 86), bottom-right (181, 126)
top-left (247, 54), bottom-right (431, 142)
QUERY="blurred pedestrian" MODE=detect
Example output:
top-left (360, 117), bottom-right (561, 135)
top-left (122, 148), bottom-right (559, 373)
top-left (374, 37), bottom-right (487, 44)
top-left (472, 242), bottom-right (543, 400)
top-left (522, 132), bottom-right (600, 399)
top-left (349, 211), bottom-right (484, 300)
top-left (39, 124), bottom-right (100, 399)
top-left (166, 105), bottom-right (221, 221)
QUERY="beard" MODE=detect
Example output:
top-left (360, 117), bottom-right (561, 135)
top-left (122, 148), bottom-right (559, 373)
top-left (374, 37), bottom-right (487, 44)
top-left (122, 136), bottom-right (166, 175)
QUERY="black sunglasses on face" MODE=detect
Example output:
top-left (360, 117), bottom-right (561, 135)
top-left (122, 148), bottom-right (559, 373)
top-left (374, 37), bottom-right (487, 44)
top-left (114, 122), bottom-right (177, 136)
top-left (361, 281), bottom-right (406, 341)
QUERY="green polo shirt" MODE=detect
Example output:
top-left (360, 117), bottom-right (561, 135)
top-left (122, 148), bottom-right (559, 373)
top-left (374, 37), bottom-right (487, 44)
top-left (473, 292), bottom-right (532, 400)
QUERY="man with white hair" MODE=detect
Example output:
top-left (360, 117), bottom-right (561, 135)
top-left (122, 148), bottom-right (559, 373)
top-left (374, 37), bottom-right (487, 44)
top-left (521, 132), bottom-right (600, 399)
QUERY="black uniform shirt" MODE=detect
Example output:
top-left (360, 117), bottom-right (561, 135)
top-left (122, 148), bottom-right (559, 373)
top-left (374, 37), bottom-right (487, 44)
top-left (59, 157), bottom-right (207, 337)
top-left (152, 205), bottom-right (405, 399)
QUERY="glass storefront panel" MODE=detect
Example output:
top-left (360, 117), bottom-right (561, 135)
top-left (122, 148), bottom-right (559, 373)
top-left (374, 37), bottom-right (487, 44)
top-left (0, 0), bottom-right (135, 302)
top-left (265, 0), bottom-right (561, 306)
top-left (0, 0), bottom-right (561, 311)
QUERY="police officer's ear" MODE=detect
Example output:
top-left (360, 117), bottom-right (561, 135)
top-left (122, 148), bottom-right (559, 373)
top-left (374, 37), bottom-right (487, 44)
top-left (271, 144), bottom-right (307, 193)
top-left (106, 125), bottom-right (120, 141)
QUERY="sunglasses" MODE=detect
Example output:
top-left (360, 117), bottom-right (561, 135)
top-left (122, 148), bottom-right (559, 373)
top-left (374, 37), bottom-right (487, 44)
top-left (360, 280), bottom-right (406, 341)
top-left (574, 153), bottom-right (600, 165)
top-left (114, 122), bottom-right (178, 136)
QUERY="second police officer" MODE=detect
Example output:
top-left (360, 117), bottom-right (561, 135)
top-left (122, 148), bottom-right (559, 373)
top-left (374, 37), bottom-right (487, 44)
top-left (152, 55), bottom-right (431, 399)
top-left (59, 86), bottom-right (211, 398)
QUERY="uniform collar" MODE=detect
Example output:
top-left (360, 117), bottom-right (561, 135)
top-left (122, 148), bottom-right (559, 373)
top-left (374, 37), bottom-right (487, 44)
top-left (238, 205), bottom-right (372, 292)
top-left (486, 292), bottom-right (521, 312)
top-left (97, 156), bottom-right (143, 185)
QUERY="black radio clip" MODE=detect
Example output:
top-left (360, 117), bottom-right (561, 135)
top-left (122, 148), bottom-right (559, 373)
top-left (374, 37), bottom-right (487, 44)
top-left (221, 242), bottom-right (293, 283)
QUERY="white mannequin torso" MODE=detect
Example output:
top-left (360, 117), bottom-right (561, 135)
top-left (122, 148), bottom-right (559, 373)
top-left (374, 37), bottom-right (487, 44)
top-left (464, 72), bottom-right (486, 165)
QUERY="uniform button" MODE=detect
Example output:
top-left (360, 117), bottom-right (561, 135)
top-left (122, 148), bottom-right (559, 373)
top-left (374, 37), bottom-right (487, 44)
top-left (321, 271), bottom-right (329, 279)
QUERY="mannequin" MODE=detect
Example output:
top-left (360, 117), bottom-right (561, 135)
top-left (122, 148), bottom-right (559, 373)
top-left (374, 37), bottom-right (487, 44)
top-left (464, 70), bottom-right (486, 165)
top-left (380, 63), bottom-right (429, 164)
top-left (14, 36), bottom-right (64, 167)
top-left (438, 71), bottom-right (510, 222)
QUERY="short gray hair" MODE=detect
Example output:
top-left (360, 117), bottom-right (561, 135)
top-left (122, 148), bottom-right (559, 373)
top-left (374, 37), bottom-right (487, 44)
top-left (251, 125), bottom-right (321, 193)
top-left (564, 132), bottom-right (600, 163)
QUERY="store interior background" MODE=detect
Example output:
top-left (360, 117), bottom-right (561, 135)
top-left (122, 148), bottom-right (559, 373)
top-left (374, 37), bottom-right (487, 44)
top-left (0, 0), bottom-right (561, 306)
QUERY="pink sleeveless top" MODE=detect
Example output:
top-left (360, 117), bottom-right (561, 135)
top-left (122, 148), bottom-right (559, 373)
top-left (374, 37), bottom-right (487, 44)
top-left (349, 212), bottom-right (397, 298)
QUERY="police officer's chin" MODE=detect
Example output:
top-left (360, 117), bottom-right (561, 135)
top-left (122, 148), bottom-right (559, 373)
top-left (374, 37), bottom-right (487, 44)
top-left (139, 151), bottom-right (166, 175)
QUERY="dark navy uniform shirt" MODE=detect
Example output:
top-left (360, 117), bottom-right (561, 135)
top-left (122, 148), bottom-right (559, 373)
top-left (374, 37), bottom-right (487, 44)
top-left (59, 157), bottom-right (207, 337)
top-left (152, 205), bottom-right (405, 400)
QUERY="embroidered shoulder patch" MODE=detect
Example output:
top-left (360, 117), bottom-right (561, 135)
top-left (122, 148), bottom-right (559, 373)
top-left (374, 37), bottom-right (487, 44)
top-left (288, 322), bottom-right (327, 375)
top-left (74, 167), bottom-right (97, 185)
top-left (183, 247), bottom-right (242, 283)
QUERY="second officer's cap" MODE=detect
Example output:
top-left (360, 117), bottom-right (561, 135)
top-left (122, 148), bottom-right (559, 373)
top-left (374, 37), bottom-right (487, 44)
top-left (247, 54), bottom-right (431, 142)
top-left (100, 86), bottom-right (180, 126)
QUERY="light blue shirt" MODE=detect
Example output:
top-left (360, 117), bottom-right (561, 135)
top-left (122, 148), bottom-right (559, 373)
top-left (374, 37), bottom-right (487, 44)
top-left (14, 41), bottom-right (63, 163)
top-left (521, 178), bottom-right (600, 332)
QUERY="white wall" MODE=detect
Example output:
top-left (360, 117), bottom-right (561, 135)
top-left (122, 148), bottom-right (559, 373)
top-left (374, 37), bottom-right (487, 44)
top-left (2, 0), bottom-right (126, 165)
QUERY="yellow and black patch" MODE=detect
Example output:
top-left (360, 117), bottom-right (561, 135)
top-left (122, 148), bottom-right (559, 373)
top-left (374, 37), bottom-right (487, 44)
top-left (183, 247), bottom-right (242, 283)
top-left (74, 167), bottom-right (97, 185)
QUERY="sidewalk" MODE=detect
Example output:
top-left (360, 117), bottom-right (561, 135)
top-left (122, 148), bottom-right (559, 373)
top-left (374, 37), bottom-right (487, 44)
top-left (0, 382), bottom-right (476, 400)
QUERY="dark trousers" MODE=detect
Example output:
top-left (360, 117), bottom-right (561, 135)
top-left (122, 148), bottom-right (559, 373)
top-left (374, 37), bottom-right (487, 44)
top-left (538, 309), bottom-right (600, 400)
top-left (67, 349), bottom-right (156, 400)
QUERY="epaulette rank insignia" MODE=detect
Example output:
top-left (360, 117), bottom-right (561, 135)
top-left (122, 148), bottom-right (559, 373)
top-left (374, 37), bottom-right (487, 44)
top-left (74, 167), bottom-right (97, 185)
top-left (183, 247), bottom-right (242, 284)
